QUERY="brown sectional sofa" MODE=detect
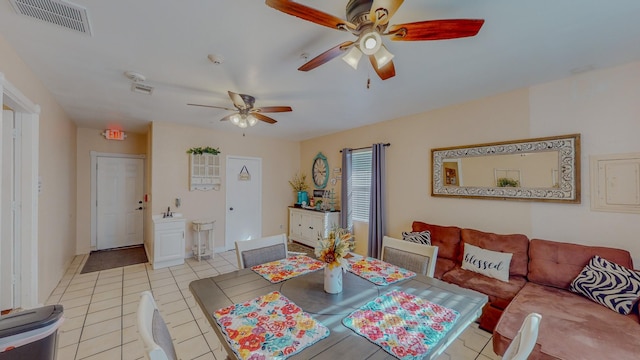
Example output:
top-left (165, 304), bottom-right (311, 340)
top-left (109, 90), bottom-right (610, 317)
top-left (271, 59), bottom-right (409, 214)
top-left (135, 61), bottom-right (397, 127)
top-left (494, 239), bottom-right (640, 359)
top-left (411, 221), bottom-right (640, 359)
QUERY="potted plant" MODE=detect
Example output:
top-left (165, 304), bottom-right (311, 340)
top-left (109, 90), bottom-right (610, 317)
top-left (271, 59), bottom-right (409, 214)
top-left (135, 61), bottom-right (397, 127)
top-left (497, 177), bottom-right (520, 187)
top-left (289, 172), bottom-right (309, 205)
top-left (186, 146), bottom-right (221, 155)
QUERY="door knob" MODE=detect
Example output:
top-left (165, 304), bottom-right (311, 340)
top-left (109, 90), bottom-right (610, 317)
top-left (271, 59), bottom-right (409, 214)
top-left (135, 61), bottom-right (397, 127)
top-left (229, 207), bottom-right (234, 211)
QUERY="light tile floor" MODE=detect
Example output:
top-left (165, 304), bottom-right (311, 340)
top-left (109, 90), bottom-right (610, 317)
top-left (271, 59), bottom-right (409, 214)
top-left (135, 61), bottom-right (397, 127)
top-left (46, 250), bottom-right (501, 360)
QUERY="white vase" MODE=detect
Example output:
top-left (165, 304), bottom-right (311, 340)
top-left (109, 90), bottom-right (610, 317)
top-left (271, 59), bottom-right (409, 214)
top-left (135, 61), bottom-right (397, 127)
top-left (324, 266), bottom-right (343, 294)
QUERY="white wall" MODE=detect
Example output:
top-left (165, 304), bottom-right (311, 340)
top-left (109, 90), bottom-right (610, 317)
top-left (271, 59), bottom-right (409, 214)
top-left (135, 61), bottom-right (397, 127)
top-left (0, 34), bottom-right (77, 304)
top-left (530, 62), bottom-right (640, 266)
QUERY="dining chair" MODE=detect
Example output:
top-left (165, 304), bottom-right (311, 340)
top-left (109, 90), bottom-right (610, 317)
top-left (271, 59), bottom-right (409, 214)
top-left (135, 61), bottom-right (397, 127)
top-left (235, 233), bottom-right (289, 269)
top-left (137, 291), bottom-right (177, 360)
top-left (502, 312), bottom-right (542, 360)
top-left (380, 236), bottom-right (439, 277)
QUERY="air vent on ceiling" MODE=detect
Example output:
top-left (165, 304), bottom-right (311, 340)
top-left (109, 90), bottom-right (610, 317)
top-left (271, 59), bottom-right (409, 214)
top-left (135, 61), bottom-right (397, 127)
top-left (131, 82), bottom-right (154, 95)
top-left (9, 0), bottom-right (92, 36)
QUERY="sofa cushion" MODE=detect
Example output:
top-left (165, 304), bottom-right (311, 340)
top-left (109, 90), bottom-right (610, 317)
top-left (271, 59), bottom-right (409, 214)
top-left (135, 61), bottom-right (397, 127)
top-left (412, 221), bottom-right (461, 261)
top-left (461, 229), bottom-right (529, 277)
top-left (434, 258), bottom-right (456, 279)
top-left (401, 230), bottom-right (431, 245)
top-left (461, 243), bottom-right (513, 282)
top-left (442, 266), bottom-right (526, 306)
top-left (528, 239), bottom-right (634, 289)
top-left (569, 255), bottom-right (640, 315)
top-left (494, 282), bottom-right (640, 360)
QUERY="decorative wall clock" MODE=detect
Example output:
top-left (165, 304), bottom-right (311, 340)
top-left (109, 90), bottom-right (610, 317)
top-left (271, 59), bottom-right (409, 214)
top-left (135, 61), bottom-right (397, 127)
top-left (312, 152), bottom-right (329, 189)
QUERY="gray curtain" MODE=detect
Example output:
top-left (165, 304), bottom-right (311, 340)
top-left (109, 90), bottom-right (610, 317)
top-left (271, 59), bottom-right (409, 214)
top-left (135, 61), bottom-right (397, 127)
top-left (340, 148), bottom-right (352, 232)
top-left (368, 143), bottom-right (386, 259)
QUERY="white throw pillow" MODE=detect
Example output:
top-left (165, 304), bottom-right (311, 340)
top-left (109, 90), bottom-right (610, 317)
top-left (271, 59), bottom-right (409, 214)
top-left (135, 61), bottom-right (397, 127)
top-left (461, 243), bottom-right (512, 282)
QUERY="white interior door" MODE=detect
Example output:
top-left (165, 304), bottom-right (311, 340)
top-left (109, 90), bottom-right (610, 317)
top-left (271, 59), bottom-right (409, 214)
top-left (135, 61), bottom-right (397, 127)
top-left (225, 156), bottom-right (262, 250)
top-left (1, 109), bottom-right (15, 310)
top-left (97, 156), bottom-right (144, 250)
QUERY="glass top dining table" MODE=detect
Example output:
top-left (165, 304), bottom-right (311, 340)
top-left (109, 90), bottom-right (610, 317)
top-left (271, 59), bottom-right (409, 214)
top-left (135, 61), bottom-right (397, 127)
top-left (189, 267), bottom-right (487, 360)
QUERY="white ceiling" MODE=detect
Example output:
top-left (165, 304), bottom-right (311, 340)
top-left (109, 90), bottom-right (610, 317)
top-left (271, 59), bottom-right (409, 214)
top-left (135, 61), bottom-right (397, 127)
top-left (1, 0), bottom-right (640, 140)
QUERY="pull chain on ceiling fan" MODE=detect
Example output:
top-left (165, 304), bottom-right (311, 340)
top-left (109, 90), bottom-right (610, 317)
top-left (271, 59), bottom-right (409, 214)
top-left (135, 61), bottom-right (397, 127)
top-left (265, 0), bottom-right (484, 80)
top-left (188, 91), bottom-right (292, 128)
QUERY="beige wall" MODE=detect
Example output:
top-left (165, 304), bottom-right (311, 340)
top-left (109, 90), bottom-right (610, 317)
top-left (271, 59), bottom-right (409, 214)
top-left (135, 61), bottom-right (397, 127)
top-left (302, 62), bottom-right (640, 266)
top-left (301, 88), bottom-right (532, 254)
top-left (150, 122), bottom-right (300, 255)
top-left (75, 127), bottom-right (147, 254)
top-left (0, 34), bottom-right (77, 304)
top-left (529, 61), bottom-right (640, 265)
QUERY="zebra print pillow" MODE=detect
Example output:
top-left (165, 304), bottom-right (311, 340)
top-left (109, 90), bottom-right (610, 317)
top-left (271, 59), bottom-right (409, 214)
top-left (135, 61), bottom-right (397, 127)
top-left (569, 255), bottom-right (640, 315)
top-left (401, 230), bottom-right (431, 245)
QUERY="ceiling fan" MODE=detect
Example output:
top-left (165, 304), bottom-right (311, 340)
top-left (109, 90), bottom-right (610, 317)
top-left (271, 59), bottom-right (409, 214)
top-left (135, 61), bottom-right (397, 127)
top-left (188, 91), bottom-right (292, 128)
top-left (265, 0), bottom-right (484, 80)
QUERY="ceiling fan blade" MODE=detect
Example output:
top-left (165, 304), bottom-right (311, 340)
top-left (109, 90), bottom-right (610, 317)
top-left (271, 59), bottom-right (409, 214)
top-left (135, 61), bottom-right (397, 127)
top-left (369, 0), bottom-right (404, 26)
top-left (187, 103), bottom-right (236, 111)
top-left (252, 112), bottom-right (278, 124)
top-left (265, 0), bottom-right (355, 31)
top-left (228, 91), bottom-right (247, 110)
top-left (369, 55), bottom-right (396, 80)
top-left (299, 41), bottom-right (354, 71)
top-left (254, 106), bottom-right (292, 113)
top-left (220, 113), bottom-right (236, 122)
top-left (386, 19), bottom-right (484, 41)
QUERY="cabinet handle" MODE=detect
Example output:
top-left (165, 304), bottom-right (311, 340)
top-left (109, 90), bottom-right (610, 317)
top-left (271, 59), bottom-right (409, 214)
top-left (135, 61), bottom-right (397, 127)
top-left (309, 226), bottom-right (314, 230)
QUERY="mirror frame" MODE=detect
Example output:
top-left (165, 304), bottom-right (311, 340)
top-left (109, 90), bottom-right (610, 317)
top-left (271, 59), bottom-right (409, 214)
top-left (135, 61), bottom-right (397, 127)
top-left (431, 134), bottom-right (581, 203)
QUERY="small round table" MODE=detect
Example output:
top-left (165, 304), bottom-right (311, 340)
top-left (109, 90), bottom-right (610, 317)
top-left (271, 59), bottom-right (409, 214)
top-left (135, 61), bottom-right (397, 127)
top-left (192, 219), bottom-right (215, 261)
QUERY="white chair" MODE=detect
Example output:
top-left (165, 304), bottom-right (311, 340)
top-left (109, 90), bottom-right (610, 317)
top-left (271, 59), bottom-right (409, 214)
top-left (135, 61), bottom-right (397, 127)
top-left (137, 291), bottom-right (177, 360)
top-left (235, 233), bottom-right (289, 269)
top-left (381, 236), bottom-right (439, 277)
top-left (502, 312), bottom-right (542, 360)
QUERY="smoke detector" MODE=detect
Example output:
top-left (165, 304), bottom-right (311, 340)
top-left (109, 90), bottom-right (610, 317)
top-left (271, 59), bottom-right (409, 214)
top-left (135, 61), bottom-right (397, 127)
top-left (124, 71), bottom-right (154, 95)
top-left (124, 71), bottom-right (145, 82)
top-left (207, 54), bottom-right (224, 65)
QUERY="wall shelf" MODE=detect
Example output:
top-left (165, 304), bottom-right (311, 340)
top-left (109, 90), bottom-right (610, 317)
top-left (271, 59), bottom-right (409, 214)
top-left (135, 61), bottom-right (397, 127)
top-left (189, 153), bottom-right (220, 191)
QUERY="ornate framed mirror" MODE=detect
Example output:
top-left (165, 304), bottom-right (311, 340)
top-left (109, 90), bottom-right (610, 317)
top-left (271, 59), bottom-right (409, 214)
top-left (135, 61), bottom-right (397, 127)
top-left (431, 134), bottom-right (580, 203)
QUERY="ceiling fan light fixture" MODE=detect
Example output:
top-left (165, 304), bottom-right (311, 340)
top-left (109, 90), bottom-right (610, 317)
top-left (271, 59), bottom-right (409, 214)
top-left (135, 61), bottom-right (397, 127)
top-left (230, 114), bottom-right (241, 125)
top-left (373, 44), bottom-right (394, 68)
top-left (247, 115), bottom-right (258, 127)
top-left (342, 46), bottom-right (363, 69)
top-left (359, 30), bottom-right (382, 56)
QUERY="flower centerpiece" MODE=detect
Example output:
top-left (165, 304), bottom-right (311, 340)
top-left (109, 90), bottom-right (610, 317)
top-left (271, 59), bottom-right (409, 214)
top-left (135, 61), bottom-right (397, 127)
top-left (315, 227), bottom-right (354, 294)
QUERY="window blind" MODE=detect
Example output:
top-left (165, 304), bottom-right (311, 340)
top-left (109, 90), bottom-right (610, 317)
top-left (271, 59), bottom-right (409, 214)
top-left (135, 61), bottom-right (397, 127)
top-left (352, 149), bottom-right (372, 222)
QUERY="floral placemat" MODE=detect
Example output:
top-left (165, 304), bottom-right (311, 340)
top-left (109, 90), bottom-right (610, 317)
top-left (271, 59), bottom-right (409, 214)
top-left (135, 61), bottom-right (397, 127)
top-left (214, 291), bottom-right (330, 360)
top-left (251, 255), bottom-right (325, 283)
top-left (346, 257), bottom-right (416, 285)
top-left (342, 290), bottom-right (459, 360)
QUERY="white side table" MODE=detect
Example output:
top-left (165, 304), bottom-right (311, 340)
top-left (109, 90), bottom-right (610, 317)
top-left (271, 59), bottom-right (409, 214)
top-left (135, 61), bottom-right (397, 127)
top-left (192, 219), bottom-right (215, 261)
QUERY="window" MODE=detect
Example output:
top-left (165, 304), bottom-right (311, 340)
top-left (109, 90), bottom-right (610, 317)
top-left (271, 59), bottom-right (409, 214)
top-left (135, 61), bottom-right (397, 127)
top-left (351, 149), bottom-right (372, 222)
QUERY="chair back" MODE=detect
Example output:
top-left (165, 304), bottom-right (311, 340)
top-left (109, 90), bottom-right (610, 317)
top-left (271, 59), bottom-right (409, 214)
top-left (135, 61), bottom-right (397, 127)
top-left (502, 312), bottom-right (542, 360)
top-left (381, 236), bottom-right (438, 277)
top-left (235, 233), bottom-right (289, 269)
top-left (137, 291), bottom-right (177, 360)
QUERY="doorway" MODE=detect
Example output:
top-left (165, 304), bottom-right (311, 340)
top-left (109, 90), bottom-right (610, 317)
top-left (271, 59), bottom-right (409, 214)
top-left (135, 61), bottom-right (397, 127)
top-left (0, 75), bottom-right (40, 309)
top-left (91, 153), bottom-right (145, 250)
top-left (225, 156), bottom-right (262, 250)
